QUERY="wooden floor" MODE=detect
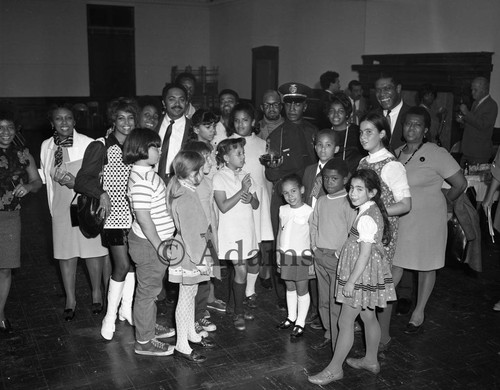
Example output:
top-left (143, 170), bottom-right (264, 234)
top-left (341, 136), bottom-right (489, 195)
top-left (1, 188), bottom-right (500, 390)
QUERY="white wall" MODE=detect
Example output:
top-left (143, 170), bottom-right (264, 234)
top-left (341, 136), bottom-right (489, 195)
top-left (0, 0), bottom-right (89, 97)
top-left (0, 0), bottom-right (211, 97)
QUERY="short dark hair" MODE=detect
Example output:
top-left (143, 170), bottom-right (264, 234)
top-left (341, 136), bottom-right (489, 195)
top-left (218, 89), bottom-right (239, 101)
top-left (161, 83), bottom-right (188, 101)
top-left (323, 157), bottom-right (349, 178)
top-left (348, 80), bottom-right (362, 90)
top-left (315, 128), bottom-right (339, 146)
top-left (215, 137), bottom-right (246, 166)
top-left (107, 97), bottom-right (139, 123)
top-left (376, 72), bottom-right (401, 87)
top-left (191, 109), bottom-right (219, 128)
top-left (47, 103), bottom-right (75, 122)
top-left (329, 92), bottom-right (353, 119)
top-left (183, 140), bottom-right (213, 155)
top-left (403, 106), bottom-right (432, 131)
top-left (138, 95), bottom-right (162, 114)
top-left (281, 173), bottom-right (303, 189)
top-left (0, 109), bottom-right (18, 126)
top-left (228, 102), bottom-right (256, 136)
top-left (360, 112), bottom-right (392, 149)
top-left (416, 83), bottom-right (437, 105)
top-left (320, 71), bottom-right (339, 90)
top-left (122, 127), bottom-right (161, 164)
top-left (175, 72), bottom-right (196, 85)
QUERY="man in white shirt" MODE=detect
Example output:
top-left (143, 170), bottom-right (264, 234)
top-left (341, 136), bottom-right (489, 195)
top-left (374, 73), bottom-right (411, 151)
top-left (157, 83), bottom-right (191, 182)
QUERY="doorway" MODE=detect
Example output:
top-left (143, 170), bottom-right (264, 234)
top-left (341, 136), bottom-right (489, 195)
top-left (87, 5), bottom-right (136, 99)
top-left (252, 46), bottom-right (279, 105)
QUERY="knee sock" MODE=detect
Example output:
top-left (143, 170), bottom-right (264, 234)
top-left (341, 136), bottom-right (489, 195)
top-left (175, 284), bottom-right (198, 354)
top-left (286, 290), bottom-right (298, 322)
top-left (233, 282), bottom-right (246, 315)
top-left (296, 293), bottom-right (310, 328)
top-left (245, 273), bottom-right (258, 297)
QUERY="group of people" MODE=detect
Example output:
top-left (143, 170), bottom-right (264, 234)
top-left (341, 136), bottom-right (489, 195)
top-left (0, 69), bottom-right (497, 384)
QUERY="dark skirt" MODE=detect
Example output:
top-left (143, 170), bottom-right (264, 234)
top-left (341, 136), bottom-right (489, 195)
top-left (0, 210), bottom-right (21, 268)
top-left (279, 253), bottom-right (315, 281)
top-left (102, 228), bottom-right (130, 247)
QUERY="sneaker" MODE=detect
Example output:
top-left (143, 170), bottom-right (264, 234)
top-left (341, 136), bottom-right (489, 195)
top-left (203, 310), bottom-right (211, 319)
top-left (207, 299), bottom-right (227, 312)
top-left (194, 321), bottom-right (209, 338)
top-left (493, 300), bottom-right (500, 311)
top-left (233, 314), bottom-right (245, 330)
top-left (134, 339), bottom-right (174, 356)
top-left (354, 322), bottom-right (363, 333)
top-left (244, 311), bottom-right (254, 321)
top-left (155, 323), bottom-right (175, 338)
top-left (198, 318), bottom-right (216, 332)
top-left (243, 293), bottom-right (257, 308)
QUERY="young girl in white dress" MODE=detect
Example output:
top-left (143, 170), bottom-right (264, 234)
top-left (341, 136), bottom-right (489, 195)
top-left (276, 174), bottom-right (313, 339)
top-left (213, 138), bottom-right (260, 330)
top-left (308, 169), bottom-right (396, 385)
top-left (229, 103), bottom-right (273, 308)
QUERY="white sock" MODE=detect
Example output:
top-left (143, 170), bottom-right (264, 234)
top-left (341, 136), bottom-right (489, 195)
top-left (296, 293), bottom-right (310, 328)
top-left (286, 290), bottom-right (298, 322)
top-left (245, 273), bottom-right (259, 297)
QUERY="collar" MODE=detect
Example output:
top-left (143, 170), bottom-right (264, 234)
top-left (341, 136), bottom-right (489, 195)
top-left (165, 114), bottom-right (186, 126)
top-left (358, 200), bottom-right (375, 214)
top-left (476, 94), bottom-right (490, 108)
top-left (384, 99), bottom-right (403, 118)
top-left (132, 164), bottom-right (153, 172)
top-left (326, 189), bottom-right (348, 200)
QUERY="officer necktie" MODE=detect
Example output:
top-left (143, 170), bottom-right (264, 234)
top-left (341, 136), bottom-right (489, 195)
top-left (158, 119), bottom-right (175, 180)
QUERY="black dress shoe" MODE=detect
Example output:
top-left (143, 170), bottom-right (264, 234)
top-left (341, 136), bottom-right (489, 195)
top-left (277, 318), bottom-right (295, 329)
top-left (189, 336), bottom-right (216, 349)
top-left (92, 303), bottom-right (103, 315)
top-left (0, 319), bottom-right (12, 333)
top-left (311, 338), bottom-right (331, 350)
top-left (396, 298), bottom-right (412, 315)
top-left (174, 349), bottom-right (207, 363)
top-left (291, 325), bottom-right (304, 338)
top-left (63, 308), bottom-right (76, 322)
top-left (404, 321), bottom-right (424, 334)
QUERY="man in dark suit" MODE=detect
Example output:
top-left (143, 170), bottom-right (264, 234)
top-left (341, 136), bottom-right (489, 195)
top-left (157, 83), bottom-right (191, 183)
top-left (346, 80), bottom-right (367, 125)
top-left (458, 76), bottom-right (498, 165)
top-left (374, 73), bottom-right (411, 152)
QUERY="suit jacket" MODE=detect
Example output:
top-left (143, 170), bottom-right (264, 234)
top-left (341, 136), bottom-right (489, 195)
top-left (157, 114), bottom-right (191, 182)
top-left (462, 95), bottom-right (498, 160)
top-left (374, 102), bottom-right (411, 152)
top-left (350, 96), bottom-right (368, 125)
top-left (302, 163), bottom-right (325, 207)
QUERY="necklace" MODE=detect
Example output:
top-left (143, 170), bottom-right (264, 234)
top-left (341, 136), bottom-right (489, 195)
top-left (397, 143), bottom-right (423, 166)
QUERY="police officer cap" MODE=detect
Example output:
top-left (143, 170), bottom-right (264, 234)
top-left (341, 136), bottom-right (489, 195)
top-left (278, 82), bottom-right (311, 103)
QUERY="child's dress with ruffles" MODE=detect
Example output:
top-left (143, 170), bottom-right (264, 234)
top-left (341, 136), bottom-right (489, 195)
top-left (335, 201), bottom-right (396, 309)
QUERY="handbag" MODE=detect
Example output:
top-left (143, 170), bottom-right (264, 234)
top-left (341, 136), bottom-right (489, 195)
top-left (77, 193), bottom-right (105, 238)
top-left (446, 214), bottom-right (468, 263)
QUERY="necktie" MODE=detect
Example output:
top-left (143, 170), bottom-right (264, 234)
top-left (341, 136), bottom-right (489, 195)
top-left (158, 119), bottom-right (175, 180)
top-left (53, 131), bottom-right (73, 167)
top-left (310, 165), bottom-right (323, 200)
top-left (385, 109), bottom-right (392, 128)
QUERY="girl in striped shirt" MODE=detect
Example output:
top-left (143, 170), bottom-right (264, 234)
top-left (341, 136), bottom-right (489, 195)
top-left (124, 128), bottom-right (176, 357)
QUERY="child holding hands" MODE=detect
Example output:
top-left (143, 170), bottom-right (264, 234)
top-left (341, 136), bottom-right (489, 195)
top-left (308, 169), bottom-right (396, 385)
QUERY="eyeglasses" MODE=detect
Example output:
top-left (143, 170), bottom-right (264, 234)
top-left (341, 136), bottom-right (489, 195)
top-left (263, 103), bottom-right (281, 110)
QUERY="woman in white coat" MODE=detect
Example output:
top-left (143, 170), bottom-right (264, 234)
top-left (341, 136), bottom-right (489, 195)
top-left (40, 105), bottom-right (109, 321)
